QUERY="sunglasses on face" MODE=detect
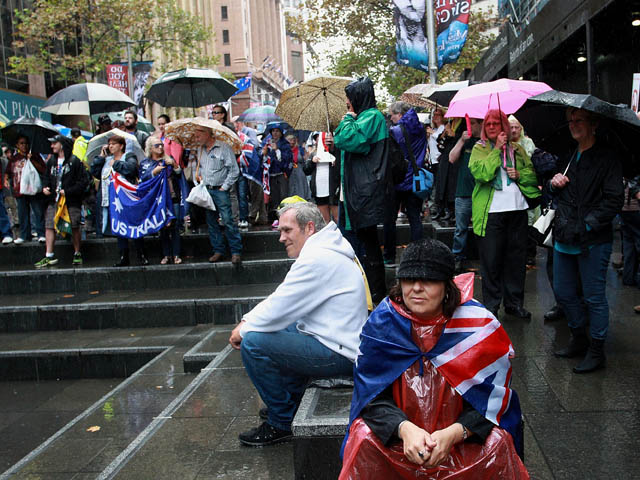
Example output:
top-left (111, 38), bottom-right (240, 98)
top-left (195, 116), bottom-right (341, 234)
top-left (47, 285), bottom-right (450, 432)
top-left (212, 111), bottom-right (224, 115)
top-left (153, 143), bottom-right (164, 148)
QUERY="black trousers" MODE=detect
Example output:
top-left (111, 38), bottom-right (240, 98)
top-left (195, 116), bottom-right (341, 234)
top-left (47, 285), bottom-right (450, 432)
top-left (356, 225), bottom-right (387, 304)
top-left (478, 210), bottom-right (528, 311)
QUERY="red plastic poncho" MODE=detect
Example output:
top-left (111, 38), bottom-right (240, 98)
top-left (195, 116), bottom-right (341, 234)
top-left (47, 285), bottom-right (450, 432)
top-left (340, 274), bottom-right (529, 479)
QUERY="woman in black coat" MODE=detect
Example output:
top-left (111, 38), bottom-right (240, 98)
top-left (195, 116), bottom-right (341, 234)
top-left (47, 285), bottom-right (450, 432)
top-left (550, 107), bottom-right (624, 373)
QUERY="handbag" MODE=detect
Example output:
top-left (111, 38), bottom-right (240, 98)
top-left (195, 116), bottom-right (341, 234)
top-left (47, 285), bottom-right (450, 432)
top-left (400, 125), bottom-right (433, 200)
top-left (531, 154), bottom-right (574, 247)
top-left (186, 181), bottom-right (216, 211)
top-left (20, 159), bottom-right (42, 196)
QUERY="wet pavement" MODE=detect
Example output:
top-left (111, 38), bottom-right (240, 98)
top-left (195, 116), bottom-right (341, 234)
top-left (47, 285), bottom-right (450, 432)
top-left (1, 226), bottom-right (639, 478)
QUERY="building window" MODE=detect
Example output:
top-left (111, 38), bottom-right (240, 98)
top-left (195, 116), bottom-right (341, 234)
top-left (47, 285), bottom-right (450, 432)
top-left (222, 30), bottom-right (229, 44)
top-left (221, 6), bottom-right (228, 20)
top-left (224, 54), bottom-right (231, 66)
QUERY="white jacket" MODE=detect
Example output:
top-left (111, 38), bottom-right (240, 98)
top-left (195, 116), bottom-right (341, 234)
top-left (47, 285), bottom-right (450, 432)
top-left (240, 221), bottom-right (367, 362)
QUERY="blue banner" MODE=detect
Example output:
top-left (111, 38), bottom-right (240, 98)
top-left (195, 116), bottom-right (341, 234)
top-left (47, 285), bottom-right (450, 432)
top-left (109, 170), bottom-right (174, 239)
top-left (393, 0), bottom-right (430, 72)
top-left (436, 0), bottom-right (471, 68)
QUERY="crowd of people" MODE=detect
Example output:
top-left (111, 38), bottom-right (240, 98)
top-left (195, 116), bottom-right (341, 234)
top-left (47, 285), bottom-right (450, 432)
top-left (0, 75), bottom-right (637, 476)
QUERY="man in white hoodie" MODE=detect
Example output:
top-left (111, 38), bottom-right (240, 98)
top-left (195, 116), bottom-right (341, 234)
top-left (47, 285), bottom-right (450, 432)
top-left (229, 201), bottom-right (368, 446)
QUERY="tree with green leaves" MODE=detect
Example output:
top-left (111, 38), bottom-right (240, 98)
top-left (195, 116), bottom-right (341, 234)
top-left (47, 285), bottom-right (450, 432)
top-left (287, 0), bottom-right (498, 99)
top-left (10, 0), bottom-right (218, 82)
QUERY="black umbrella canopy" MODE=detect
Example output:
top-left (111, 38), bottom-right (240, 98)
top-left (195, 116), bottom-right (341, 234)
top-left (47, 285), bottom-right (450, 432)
top-left (42, 83), bottom-right (136, 116)
top-left (145, 68), bottom-right (238, 108)
top-left (0, 116), bottom-right (60, 155)
top-left (517, 90), bottom-right (640, 175)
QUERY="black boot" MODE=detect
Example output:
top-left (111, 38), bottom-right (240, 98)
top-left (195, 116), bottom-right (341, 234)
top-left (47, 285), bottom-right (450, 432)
top-left (138, 251), bottom-right (149, 266)
top-left (441, 208), bottom-right (453, 222)
top-left (544, 305), bottom-right (565, 322)
top-left (573, 338), bottom-right (606, 373)
top-left (114, 250), bottom-right (130, 267)
top-left (554, 327), bottom-right (589, 358)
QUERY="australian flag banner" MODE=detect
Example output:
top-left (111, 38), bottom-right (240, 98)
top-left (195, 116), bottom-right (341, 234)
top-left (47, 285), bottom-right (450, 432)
top-left (342, 273), bottom-right (522, 457)
top-left (109, 171), bottom-right (174, 239)
top-left (436, 0), bottom-right (471, 68)
top-left (232, 73), bottom-right (252, 97)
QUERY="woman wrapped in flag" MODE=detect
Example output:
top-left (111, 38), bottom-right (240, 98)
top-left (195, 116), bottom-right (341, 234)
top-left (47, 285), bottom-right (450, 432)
top-left (340, 238), bottom-right (528, 479)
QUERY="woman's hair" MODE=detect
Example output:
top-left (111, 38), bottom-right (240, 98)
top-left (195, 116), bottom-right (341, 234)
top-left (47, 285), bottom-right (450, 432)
top-left (145, 135), bottom-right (166, 158)
top-left (389, 101), bottom-right (411, 116)
top-left (481, 109), bottom-right (509, 142)
top-left (214, 105), bottom-right (228, 123)
top-left (565, 107), bottom-right (599, 125)
top-left (107, 135), bottom-right (126, 151)
top-left (389, 279), bottom-right (461, 319)
top-left (158, 114), bottom-right (170, 123)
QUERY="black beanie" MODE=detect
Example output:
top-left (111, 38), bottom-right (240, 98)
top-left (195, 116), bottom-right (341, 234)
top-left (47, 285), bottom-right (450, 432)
top-left (396, 238), bottom-right (455, 281)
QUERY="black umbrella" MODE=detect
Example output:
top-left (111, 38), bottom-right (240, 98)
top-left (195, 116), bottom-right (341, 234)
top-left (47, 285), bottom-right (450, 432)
top-left (145, 68), bottom-right (237, 113)
top-left (0, 116), bottom-right (60, 155)
top-left (42, 83), bottom-right (136, 116)
top-left (426, 80), bottom-right (470, 107)
top-left (516, 90), bottom-right (640, 174)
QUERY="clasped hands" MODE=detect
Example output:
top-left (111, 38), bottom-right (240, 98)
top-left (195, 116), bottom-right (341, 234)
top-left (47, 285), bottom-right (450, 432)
top-left (398, 421), bottom-right (462, 467)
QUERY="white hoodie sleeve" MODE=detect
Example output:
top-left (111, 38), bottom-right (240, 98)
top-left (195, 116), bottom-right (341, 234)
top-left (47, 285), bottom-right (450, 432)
top-left (239, 252), bottom-right (327, 336)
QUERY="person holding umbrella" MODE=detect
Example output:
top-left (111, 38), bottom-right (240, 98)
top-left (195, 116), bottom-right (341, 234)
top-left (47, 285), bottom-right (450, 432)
top-left (35, 135), bottom-right (88, 267)
top-left (260, 122), bottom-right (293, 227)
top-left (468, 109), bottom-right (540, 319)
top-left (5, 136), bottom-right (47, 244)
top-left (551, 107), bottom-right (624, 373)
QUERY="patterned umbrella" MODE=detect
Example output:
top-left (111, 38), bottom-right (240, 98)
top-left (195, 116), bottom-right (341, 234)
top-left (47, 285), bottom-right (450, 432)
top-left (399, 83), bottom-right (439, 109)
top-left (237, 105), bottom-right (281, 124)
top-left (276, 76), bottom-right (353, 131)
top-left (164, 117), bottom-right (242, 154)
top-left (42, 83), bottom-right (135, 116)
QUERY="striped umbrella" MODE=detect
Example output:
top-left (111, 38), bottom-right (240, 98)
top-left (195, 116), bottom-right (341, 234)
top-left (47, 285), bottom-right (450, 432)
top-left (42, 83), bottom-right (136, 116)
top-left (237, 105), bottom-right (281, 124)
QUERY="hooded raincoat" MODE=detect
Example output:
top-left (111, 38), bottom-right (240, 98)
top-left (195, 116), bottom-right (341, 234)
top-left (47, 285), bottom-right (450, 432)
top-left (389, 108), bottom-right (427, 191)
top-left (334, 78), bottom-right (389, 231)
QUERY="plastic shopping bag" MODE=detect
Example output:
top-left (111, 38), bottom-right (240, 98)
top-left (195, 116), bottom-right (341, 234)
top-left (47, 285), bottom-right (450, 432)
top-left (20, 160), bottom-right (42, 195)
top-left (186, 181), bottom-right (216, 211)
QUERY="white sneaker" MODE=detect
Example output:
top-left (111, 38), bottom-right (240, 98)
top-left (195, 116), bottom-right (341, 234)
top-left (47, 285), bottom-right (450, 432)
top-left (38, 236), bottom-right (46, 243)
top-left (13, 237), bottom-right (24, 245)
top-left (238, 220), bottom-right (249, 229)
top-left (2, 237), bottom-right (13, 244)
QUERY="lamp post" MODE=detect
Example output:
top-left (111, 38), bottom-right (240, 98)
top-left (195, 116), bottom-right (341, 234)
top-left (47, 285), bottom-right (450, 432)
top-left (425, 0), bottom-right (438, 84)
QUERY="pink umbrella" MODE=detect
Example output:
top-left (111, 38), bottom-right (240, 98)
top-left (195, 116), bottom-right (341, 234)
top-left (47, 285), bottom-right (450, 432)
top-left (445, 78), bottom-right (552, 119)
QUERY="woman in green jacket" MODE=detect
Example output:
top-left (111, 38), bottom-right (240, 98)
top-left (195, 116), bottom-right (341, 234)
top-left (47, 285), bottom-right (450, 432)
top-left (469, 109), bottom-right (540, 319)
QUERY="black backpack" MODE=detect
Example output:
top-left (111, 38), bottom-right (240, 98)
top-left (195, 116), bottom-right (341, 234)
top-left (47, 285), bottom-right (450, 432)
top-left (388, 135), bottom-right (408, 185)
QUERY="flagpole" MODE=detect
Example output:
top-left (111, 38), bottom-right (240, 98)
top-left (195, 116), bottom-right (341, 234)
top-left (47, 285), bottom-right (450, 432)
top-left (425, 0), bottom-right (438, 84)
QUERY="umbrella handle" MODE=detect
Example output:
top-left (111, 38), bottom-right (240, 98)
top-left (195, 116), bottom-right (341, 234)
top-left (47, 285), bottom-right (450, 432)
top-left (323, 88), bottom-right (331, 132)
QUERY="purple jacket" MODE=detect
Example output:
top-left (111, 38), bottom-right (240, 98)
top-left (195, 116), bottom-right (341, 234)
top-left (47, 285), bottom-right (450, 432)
top-left (390, 109), bottom-right (427, 191)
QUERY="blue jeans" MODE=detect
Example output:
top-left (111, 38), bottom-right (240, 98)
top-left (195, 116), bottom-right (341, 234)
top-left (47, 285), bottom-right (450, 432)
top-left (241, 324), bottom-right (353, 431)
top-left (0, 194), bottom-right (12, 237)
top-left (16, 195), bottom-right (44, 239)
top-left (206, 187), bottom-right (243, 255)
top-left (452, 197), bottom-right (472, 259)
top-left (553, 242), bottom-right (612, 340)
top-left (236, 175), bottom-right (249, 222)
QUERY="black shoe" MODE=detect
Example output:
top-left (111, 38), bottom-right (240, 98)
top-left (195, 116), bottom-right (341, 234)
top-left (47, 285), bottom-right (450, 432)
top-left (430, 208), bottom-right (442, 220)
top-left (238, 421), bottom-right (292, 447)
top-left (488, 306), bottom-right (500, 318)
top-left (555, 327), bottom-right (590, 358)
top-left (544, 305), bottom-right (565, 322)
top-left (114, 255), bottom-right (130, 267)
top-left (504, 305), bottom-right (531, 319)
top-left (454, 259), bottom-right (464, 274)
top-left (138, 255), bottom-right (149, 266)
top-left (441, 209), bottom-right (453, 221)
top-left (259, 407), bottom-right (268, 420)
top-left (573, 338), bottom-right (606, 373)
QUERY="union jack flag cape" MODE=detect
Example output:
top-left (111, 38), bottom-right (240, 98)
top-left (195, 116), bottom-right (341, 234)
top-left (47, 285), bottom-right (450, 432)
top-left (342, 273), bottom-right (523, 457)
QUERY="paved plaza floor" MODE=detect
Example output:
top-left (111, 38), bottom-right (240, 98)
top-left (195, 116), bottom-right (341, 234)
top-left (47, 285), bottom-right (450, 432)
top-left (1, 246), bottom-right (639, 479)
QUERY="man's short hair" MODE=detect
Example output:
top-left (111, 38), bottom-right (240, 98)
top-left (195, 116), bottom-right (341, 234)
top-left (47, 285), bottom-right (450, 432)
top-left (389, 101), bottom-right (411, 116)
top-left (70, 128), bottom-right (81, 138)
top-left (124, 110), bottom-right (138, 121)
top-left (278, 202), bottom-right (326, 231)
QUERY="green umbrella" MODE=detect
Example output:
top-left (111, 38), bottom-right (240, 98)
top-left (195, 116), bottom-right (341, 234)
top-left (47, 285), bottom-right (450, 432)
top-left (144, 68), bottom-right (237, 112)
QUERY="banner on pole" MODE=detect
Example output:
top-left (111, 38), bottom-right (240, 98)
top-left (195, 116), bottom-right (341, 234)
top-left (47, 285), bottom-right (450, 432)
top-left (435, 0), bottom-right (471, 68)
top-left (393, 0), bottom-right (430, 72)
top-left (106, 61), bottom-right (153, 115)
